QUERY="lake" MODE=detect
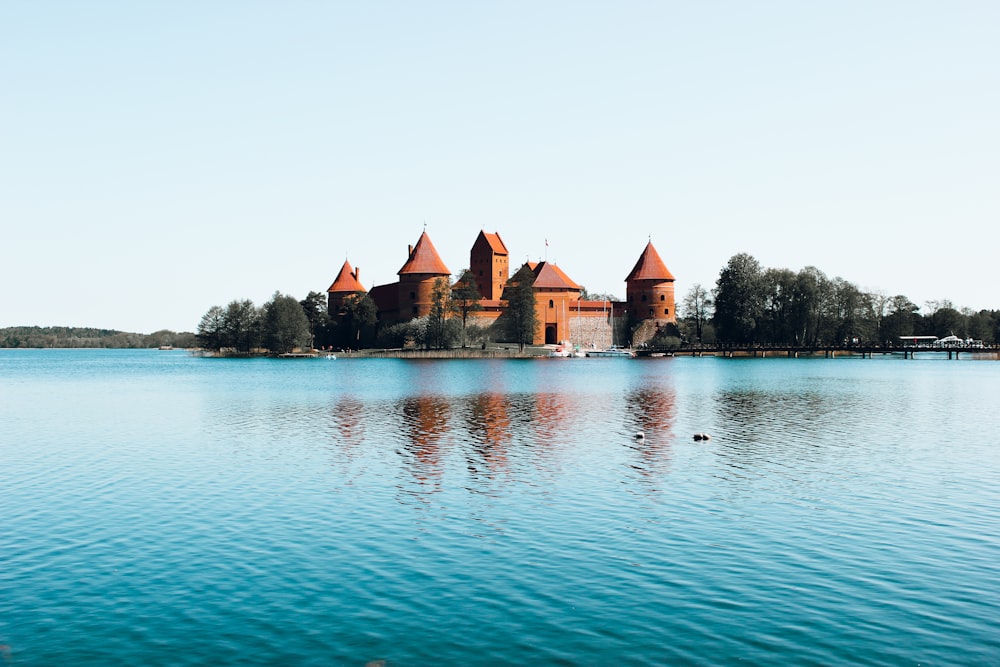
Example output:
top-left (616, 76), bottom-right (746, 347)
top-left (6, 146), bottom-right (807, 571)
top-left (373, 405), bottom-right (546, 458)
top-left (2, 350), bottom-right (998, 665)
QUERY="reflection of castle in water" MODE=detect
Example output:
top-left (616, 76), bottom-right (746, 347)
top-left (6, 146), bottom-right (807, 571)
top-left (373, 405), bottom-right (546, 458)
top-left (377, 387), bottom-right (583, 485)
top-left (464, 393), bottom-right (511, 477)
top-left (624, 375), bottom-right (678, 473)
top-left (330, 396), bottom-right (365, 451)
top-left (397, 395), bottom-right (452, 487)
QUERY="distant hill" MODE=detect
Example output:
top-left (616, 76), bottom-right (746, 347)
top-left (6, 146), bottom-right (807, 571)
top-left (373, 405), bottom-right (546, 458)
top-left (0, 326), bottom-right (197, 349)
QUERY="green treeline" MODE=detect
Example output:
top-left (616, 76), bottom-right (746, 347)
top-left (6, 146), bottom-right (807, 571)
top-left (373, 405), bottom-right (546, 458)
top-left (201, 254), bottom-right (999, 354)
top-left (197, 293), bottom-right (315, 355)
top-left (0, 327), bottom-right (197, 349)
top-left (679, 253), bottom-right (1000, 346)
top-left (197, 270), bottom-right (540, 355)
top-left (14, 254), bottom-right (993, 352)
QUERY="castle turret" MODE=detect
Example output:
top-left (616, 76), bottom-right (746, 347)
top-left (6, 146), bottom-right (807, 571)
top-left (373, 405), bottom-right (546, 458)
top-left (327, 260), bottom-right (366, 315)
top-left (397, 231), bottom-right (451, 319)
top-left (624, 241), bottom-right (676, 324)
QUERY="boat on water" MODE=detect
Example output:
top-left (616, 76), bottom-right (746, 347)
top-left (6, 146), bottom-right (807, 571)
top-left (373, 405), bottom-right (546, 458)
top-left (585, 345), bottom-right (635, 358)
top-left (582, 300), bottom-right (634, 357)
top-left (548, 341), bottom-right (585, 358)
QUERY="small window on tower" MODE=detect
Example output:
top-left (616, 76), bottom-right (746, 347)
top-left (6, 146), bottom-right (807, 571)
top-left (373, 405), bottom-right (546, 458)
top-left (660, 295), bottom-right (665, 301)
top-left (664, 308), bottom-right (669, 315)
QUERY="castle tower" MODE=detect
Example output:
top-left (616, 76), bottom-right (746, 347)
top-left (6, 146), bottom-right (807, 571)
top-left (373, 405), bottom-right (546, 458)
top-left (624, 241), bottom-right (676, 324)
top-left (470, 230), bottom-right (509, 301)
top-left (326, 260), bottom-right (366, 315)
top-left (397, 231), bottom-right (451, 319)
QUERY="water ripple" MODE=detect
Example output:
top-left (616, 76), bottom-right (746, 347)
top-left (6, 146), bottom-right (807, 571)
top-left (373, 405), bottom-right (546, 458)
top-left (3, 352), bottom-right (1000, 664)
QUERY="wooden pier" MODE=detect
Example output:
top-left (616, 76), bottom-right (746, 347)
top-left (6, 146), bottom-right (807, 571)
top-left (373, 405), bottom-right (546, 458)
top-left (635, 344), bottom-right (999, 360)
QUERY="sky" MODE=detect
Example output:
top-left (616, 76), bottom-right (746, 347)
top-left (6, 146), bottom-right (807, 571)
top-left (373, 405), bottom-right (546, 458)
top-left (2, 2), bottom-right (998, 333)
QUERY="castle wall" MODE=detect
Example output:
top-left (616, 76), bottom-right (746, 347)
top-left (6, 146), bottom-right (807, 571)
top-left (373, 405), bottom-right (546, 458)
top-left (569, 313), bottom-right (613, 349)
top-left (470, 303), bottom-right (616, 348)
top-left (630, 320), bottom-right (663, 347)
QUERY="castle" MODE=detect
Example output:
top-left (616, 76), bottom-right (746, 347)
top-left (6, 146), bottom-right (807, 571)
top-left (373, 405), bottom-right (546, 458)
top-left (327, 230), bottom-right (676, 348)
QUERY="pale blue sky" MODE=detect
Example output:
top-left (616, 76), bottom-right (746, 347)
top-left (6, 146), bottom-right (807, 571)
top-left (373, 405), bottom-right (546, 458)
top-left (2, 2), bottom-right (997, 333)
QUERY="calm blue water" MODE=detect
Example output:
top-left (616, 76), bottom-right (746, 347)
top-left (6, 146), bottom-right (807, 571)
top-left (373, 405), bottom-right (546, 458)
top-left (2, 350), bottom-right (999, 665)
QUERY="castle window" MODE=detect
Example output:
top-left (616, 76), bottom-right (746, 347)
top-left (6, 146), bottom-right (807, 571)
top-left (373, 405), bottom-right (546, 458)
top-left (548, 300), bottom-right (554, 308)
top-left (664, 308), bottom-right (669, 315)
top-left (479, 270), bottom-right (483, 276)
top-left (649, 308), bottom-right (654, 316)
top-left (660, 295), bottom-right (665, 301)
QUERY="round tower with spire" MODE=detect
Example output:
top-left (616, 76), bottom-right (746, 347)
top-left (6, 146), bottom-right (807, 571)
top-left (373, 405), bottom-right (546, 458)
top-left (326, 260), bottom-right (366, 316)
top-left (397, 230), bottom-right (451, 319)
top-left (624, 241), bottom-right (676, 343)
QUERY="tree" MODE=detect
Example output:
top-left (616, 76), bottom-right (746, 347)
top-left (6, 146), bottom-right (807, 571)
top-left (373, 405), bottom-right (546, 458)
top-left (883, 295), bottom-right (919, 342)
top-left (299, 291), bottom-right (330, 347)
top-left (924, 301), bottom-right (965, 338)
top-left (503, 264), bottom-right (538, 351)
top-left (376, 319), bottom-right (422, 349)
top-left (968, 309), bottom-right (998, 345)
top-left (262, 292), bottom-right (312, 354)
top-left (713, 253), bottom-right (764, 344)
top-left (758, 268), bottom-right (796, 344)
top-left (450, 269), bottom-right (483, 345)
top-left (680, 283), bottom-right (714, 343)
top-left (866, 290), bottom-right (892, 344)
top-left (579, 286), bottom-right (619, 302)
top-left (197, 305), bottom-right (227, 350)
top-left (339, 292), bottom-right (377, 348)
top-left (829, 278), bottom-right (868, 345)
top-left (790, 266), bottom-right (831, 346)
top-left (223, 299), bottom-right (262, 354)
top-left (426, 277), bottom-right (458, 350)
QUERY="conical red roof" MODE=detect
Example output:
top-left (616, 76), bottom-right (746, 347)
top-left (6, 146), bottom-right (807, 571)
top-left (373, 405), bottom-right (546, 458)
top-left (532, 261), bottom-right (581, 290)
top-left (327, 260), bottom-right (366, 293)
top-left (625, 241), bottom-right (675, 282)
top-left (398, 231), bottom-right (451, 276)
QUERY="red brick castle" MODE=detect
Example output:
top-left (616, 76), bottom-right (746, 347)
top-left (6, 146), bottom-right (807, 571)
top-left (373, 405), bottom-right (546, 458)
top-left (327, 230), bottom-right (676, 348)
